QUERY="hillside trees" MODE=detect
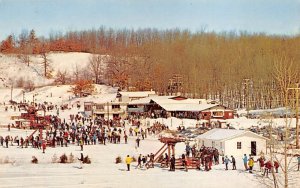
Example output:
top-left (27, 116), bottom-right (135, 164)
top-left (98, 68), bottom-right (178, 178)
top-left (55, 70), bottom-right (69, 85)
top-left (39, 43), bottom-right (52, 78)
top-left (1, 28), bottom-right (300, 109)
top-left (71, 79), bottom-right (95, 97)
top-left (89, 55), bottom-right (106, 84)
top-left (0, 35), bottom-right (15, 53)
top-left (106, 53), bottom-right (132, 90)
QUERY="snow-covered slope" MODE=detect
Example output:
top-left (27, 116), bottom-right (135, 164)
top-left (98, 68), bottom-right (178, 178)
top-left (0, 52), bottom-right (94, 88)
top-left (0, 84), bottom-right (118, 104)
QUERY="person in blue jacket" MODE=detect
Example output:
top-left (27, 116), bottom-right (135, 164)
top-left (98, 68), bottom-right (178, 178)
top-left (243, 154), bottom-right (248, 170)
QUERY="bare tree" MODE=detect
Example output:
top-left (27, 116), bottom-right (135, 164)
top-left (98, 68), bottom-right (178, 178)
top-left (40, 52), bottom-right (52, 78)
top-left (260, 112), bottom-right (297, 188)
top-left (72, 63), bottom-right (81, 83)
top-left (272, 55), bottom-right (298, 107)
top-left (106, 55), bottom-right (131, 90)
top-left (55, 70), bottom-right (69, 85)
top-left (89, 55), bottom-right (106, 84)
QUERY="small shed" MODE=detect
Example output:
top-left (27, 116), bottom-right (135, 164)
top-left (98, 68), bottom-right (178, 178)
top-left (196, 129), bottom-right (268, 156)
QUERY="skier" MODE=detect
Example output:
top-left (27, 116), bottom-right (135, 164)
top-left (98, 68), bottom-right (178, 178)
top-left (42, 140), bottom-right (46, 153)
top-left (164, 153), bottom-right (169, 167)
top-left (231, 155), bottom-right (236, 170)
top-left (263, 160), bottom-right (272, 177)
top-left (243, 154), bottom-right (248, 170)
top-left (136, 154), bottom-right (142, 169)
top-left (80, 138), bottom-right (83, 151)
top-left (170, 155), bottom-right (176, 171)
top-left (5, 136), bottom-right (9, 148)
top-left (125, 155), bottom-right (132, 171)
top-left (182, 154), bottom-right (188, 172)
top-left (136, 137), bottom-right (140, 148)
top-left (124, 134), bottom-right (128, 144)
top-left (274, 161), bottom-right (279, 173)
top-left (257, 156), bottom-right (265, 172)
top-left (224, 155), bottom-right (229, 170)
top-left (248, 157), bottom-right (255, 173)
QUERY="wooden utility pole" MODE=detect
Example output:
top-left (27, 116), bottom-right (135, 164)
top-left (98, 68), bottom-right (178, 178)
top-left (287, 83), bottom-right (300, 149)
top-left (243, 78), bottom-right (251, 117)
top-left (284, 90), bottom-right (289, 188)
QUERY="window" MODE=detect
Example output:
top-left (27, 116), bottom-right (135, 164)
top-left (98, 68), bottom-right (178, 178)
top-left (84, 105), bottom-right (92, 111)
top-left (212, 111), bottom-right (224, 117)
top-left (96, 105), bottom-right (104, 110)
top-left (112, 105), bottom-right (120, 109)
top-left (237, 142), bottom-right (242, 149)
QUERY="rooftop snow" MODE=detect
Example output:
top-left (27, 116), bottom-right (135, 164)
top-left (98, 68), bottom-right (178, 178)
top-left (120, 91), bottom-right (156, 98)
top-left (196, 128), bottom-right (247, 140)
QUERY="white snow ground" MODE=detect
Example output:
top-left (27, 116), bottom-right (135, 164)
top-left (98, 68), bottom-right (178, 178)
top-left (0, 102), bottom-right (299, 188)
top-left (0, 55), bottom-right (299, 188)
top-left (0, 127), bottom-right (263, 188)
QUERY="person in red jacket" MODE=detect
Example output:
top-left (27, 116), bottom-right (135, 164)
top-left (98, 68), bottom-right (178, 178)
top-left (263, 161), bottom-right (272, 177)
top-left (257, 156), bottom-right (265, 172)
top-left (274, 161), bottom-right (279, 173)
top-left (42, 140), bottom-right (46, 154)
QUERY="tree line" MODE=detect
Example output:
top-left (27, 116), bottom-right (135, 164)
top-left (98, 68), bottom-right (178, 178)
top-left (1, 27), bottom-right (300, 109)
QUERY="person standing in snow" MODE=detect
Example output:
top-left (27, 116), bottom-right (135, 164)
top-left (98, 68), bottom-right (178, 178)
top-left (231, 156), bottom-right (236, 170)
top-left (248, 157), bottom-right (255, 173)
top-left (263, 160), bottom-right (272, 177)
top-left (124, 134), bottom-right (128, 144)
top-left (170, 155), bottom-right (176, 171)
top-left (136, 154), bottom-right (142, 169)
top-left (136, 137), bottom-right (140, 148)
top-left (5, 136), bottom-right (9, 148)
top-left (185, 144), bottom-right (191, 157)
top-left (257, 156), bottom-right (265, 172)
top-left (182, 154), bottom-right (188, 172)
top-left (243, 154), bottom-right (248, 170)
top-left (80, 138), bottom-right (84, 151)
top-left (42, 140), bottom-right (46, 153)
top-left (274, 161), bottom-right (279, 173)
top-left (125, 155), bottom-right (132, 171)
top-left (224, 155), bottom-right (229, 170)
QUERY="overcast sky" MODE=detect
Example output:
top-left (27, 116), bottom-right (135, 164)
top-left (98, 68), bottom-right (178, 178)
top-left (0, 0), bottom-right (299, 40)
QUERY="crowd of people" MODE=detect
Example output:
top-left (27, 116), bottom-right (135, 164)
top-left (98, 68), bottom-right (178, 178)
top-left (1, 101), bottom-right (300, 177)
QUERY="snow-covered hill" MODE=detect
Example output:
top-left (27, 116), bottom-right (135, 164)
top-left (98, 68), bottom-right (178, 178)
top-left (0, 52), bottom-right (94, 88)
top-left (0, 84), bottom-right (118, 104)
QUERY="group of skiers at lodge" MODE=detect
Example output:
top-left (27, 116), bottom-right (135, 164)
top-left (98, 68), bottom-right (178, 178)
top-left (124, 152), bottom-right (300, 174)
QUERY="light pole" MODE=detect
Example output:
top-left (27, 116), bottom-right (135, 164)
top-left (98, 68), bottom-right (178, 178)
top-left (287, 83), bottom-right (300, 149)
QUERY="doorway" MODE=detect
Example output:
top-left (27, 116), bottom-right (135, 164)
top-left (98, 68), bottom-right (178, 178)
top-left (251, 141), bottom-right (256, 156)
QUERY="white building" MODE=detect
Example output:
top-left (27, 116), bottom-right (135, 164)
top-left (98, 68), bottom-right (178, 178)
top-left (84, 91), bottom-right (157, 119)
top-left (119, 91), bottom-right (157, 102)
top-left (196, 129), bottom-right (268, 156)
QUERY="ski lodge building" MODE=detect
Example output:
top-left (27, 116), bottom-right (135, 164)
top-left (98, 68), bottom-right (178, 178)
top-left (145, 96), bottom-right (234, 120)
top-left (84, 92), bottom-right (234, 122)
top-left (84, 91), bottom-right (156, 119)
top-left (196, 129), bottom-right (268, 156)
